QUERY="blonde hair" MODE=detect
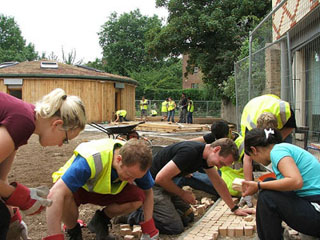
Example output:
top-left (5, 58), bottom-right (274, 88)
top-left (34, 88), bottom-right (86, 130)
top-left (257, 112), bottom-right (278, 129)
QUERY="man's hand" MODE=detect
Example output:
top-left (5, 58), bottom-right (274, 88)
top-left (140, 218), bottom-right (159, 240)
top-left (234, 207), bottom-right (256, 216)
top-left (5, 183), bottom-right (52, 215)
top-left (181, 190), bottom-right (196, 205)
top-left (6, 208), bottom-right (31, 240)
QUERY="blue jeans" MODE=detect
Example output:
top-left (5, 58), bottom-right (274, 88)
top-left (173, 172), bottom-right (219, 197)
top-left (168, 110), bottom-right (175, 122)
top-left (187, 112), bottom-right (193, 123)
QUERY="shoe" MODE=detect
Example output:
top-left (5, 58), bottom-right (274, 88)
top-left (87, 210), bottom-right (115, 240)
top-left (66, 223), bottom-right (83, 240)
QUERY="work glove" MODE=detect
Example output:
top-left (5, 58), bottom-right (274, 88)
top-left (5, 182), bottom-right (52, 216)
top-left (6, 208), bottom-right (31, 240)
top-left (42, 234), bottom-right (64, 240)
top-left (140, 218), bottom-right (159, 240)
top-left (239, 195), bottom-right (253, 208)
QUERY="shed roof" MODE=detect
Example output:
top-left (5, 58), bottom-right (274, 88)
top-left (0, 61), bottom-right (138, 85)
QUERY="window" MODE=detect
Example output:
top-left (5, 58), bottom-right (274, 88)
top-left (40, 61), bottom-right (58, 69)
top-left (191, 83), bottom-right (199, 89)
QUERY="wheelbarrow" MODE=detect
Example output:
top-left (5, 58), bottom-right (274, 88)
top-left (88, 121), bottom-right (152, 145)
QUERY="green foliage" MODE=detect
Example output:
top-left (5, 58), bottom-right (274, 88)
top-left (98, 9), bottom-right (163, 76)
top-left (0, 14), bottom-right (38, 62)
top-left (149, 0), bottom-right (271, 100)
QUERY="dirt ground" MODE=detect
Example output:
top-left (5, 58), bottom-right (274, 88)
top-left (9, 127), bottom-right (211, 240)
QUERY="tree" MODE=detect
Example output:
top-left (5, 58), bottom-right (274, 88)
top-left (148, 0), bottom-right (271, 92)
top-left (0, 14), bottom-right (38, 62)
top-left (98, 9), bottom-right (163, 76)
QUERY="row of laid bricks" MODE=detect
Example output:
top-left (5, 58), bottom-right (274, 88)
top-left (179, 198), bottom-right (257, 240)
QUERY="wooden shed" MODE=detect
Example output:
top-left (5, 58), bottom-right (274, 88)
top-left (0, 61), bottom-right (138, 123)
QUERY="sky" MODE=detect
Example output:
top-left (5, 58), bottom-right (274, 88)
top-left (1, 0), bottom-right (168, 63)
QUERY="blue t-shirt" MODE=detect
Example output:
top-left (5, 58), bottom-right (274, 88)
top-left (62, 155), bottom-right (154, 193)
top-left (270, 143), bottom-right (320, 197)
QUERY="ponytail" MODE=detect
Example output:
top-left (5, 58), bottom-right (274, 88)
top-left (35, 88), bottom-right (86, 130)
top-left (244, 128), bottom-right (282, 155)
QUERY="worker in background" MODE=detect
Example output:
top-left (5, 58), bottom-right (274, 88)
top-left (0, 88), bottom-right (86, 240)
top-left (186, 97), bottom-right (194, 124)
top-left (161, 98), bottom-right (168, 122)
top-left (43, 139), bottom-right (158, 240)
top-left (243, 128), bottom-right (320, 239)
top-left (140, 96), bottom-right (148, 121)
top-left (114, 110), bottom-right (127, 122)
top-left (167, 97), bottom-right (176, 124)
top-left (240, 94), bottom-right (297, 207)
top-left (178, 93), bottom-right (187, 123)
top-left (151, 109), bottom-right (157, 117)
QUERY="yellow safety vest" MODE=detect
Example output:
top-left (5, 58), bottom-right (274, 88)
top-left (168, 100), bottom-right (175, 111)
top-left (140, 99), bottom-right (148, 110)
top-left (161, 101), bottom-right (168, 113)
top-left (151, 110), bottom-right (157, 116)
top-left (52, 138), bottom-right (128, 195)
top-left (240, 94), bottom-right (291, 137)
top-left (220, 134), bottom-right (245, 196)
top-left (187, 100), bottom-right (194, 112)
top-left (116, 110), bottom-right (127, 117)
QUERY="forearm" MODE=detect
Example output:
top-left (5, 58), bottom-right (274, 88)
top-left (188, 136), bottom-right (205, 143)
top-left (243, 154), bottom-right (253, 181)
top-left (142, 189), bottom-right (154, 221)
top-left (156, 179), bottom-right (185, 198)
top-left (259, 178), bottom-right (301, 191)
top-left (212, 177), bottom-right (236, 209)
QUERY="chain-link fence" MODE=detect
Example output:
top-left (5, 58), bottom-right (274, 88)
top-left (235, 0), bottom-right (320, 146)
top-left (135, 100), bottom-right (221, 118)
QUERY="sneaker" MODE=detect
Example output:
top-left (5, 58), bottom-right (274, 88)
top-left (87, 210), bottom-right (115, 240)
top-left (66, 223), bottom-right (83, 240)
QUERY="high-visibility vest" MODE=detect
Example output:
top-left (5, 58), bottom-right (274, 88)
top-left (52, 138), bottom-right (128, 195)
top-left (151, 110), bottom-right (157, 116)
top-left (187, 100), bottom-right (194, 112)
top-left (220, 133), bottom-right (245, 196)
top-left (161, 101), bottom-right (168, 113)
top-left (168, 100), bottom-right (175, 111)
top-left (116, 110), bottom-right (127, 117)
top-left (240, 94), bottom-right (291, 137)
top-left (140, 99), bottom-right (148, 110)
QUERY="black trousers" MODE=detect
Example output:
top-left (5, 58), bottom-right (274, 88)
top-left (0, 200), bottom-right (10, 240)
top-left (256, 189), bottom-right (320, 240)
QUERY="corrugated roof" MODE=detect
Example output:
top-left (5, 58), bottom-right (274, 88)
top-left (0, 61), bottom-right (138, 85)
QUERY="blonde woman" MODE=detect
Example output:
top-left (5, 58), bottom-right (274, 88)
top-left (0, 88), bottom-right (86, 239)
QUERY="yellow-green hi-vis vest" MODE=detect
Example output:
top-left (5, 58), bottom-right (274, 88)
top-left (140, 99), bottom-right (148, 110)
top-left (220, 134), bottom-right (245, 197)
top-left (240, 94), bottom-right (291, 137)
top-left (168, 101), bottom-right (175, 111)
top-left (52, 138), bottom-right (128, 195)
top-left (116, 110), bottom-right (127, 117)
top-left (161, 101), bottom-right (168, 113)
top-left (187, 100), bottom-right (194, 112)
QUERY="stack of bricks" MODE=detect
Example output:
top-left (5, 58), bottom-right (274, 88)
top-left (181, 199), bottom-right (256, 240)
top-left (119, 224), bottom-right (142, 239)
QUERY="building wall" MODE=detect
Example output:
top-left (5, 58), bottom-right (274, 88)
top-left (265, 43), bottom-right (281, 96)
top-left (182, 55), bottom-right (204, 89)
top-left (272, 0), bottom-right (319, 40)
top-left (0, 78), bottom-right (136, 123)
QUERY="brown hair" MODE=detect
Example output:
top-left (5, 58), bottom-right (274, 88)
top-left (210, 138), bottom-right (239, 162)
top-left (257, 112), bottom-right (278, 129)
top-left (119, 139), bottom-right (152, 171)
